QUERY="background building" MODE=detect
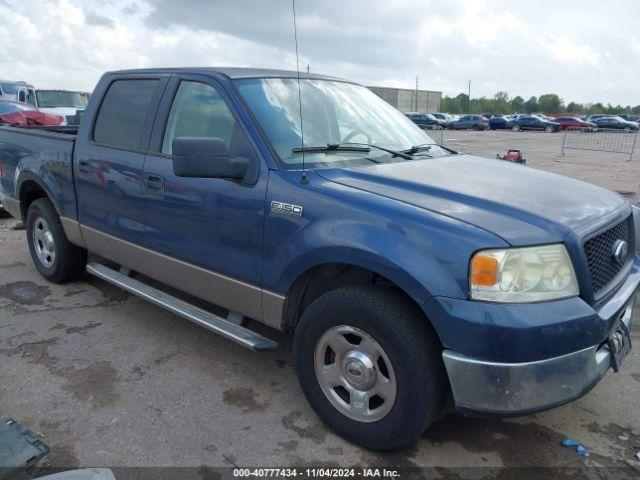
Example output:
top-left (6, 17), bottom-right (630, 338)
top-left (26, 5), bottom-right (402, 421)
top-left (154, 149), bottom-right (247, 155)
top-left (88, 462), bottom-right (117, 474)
top-left (368, 86), bottom-right (442, 113)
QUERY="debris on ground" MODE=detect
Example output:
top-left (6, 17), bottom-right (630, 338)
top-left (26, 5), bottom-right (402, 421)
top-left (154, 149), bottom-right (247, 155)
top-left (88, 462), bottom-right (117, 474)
top-left (561, 438), bottom-right (590, 457)
top-left (496, 149), bottom-right (526, 165)
top-left (0, 417), bottom-right (49, 480)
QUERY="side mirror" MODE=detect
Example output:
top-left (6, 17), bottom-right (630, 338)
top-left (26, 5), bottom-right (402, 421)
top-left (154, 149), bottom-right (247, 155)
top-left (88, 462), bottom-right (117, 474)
top-left (172, 137), bottom-right (249, 180)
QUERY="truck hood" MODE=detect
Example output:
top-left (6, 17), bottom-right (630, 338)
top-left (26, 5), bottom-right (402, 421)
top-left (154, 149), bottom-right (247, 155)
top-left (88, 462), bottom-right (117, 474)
top-left (316, 155), bottom-right (626, 245)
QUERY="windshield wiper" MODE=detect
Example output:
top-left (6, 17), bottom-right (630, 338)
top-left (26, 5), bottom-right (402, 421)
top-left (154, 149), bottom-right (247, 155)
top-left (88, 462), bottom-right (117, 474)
top-left (340, 142), bottom-right (413, 160)
top-left (292, 144), bottom-right (371, 154)
top-left (401, 143), bottom-right (459, 156)
top-left (400, 144), bottom-right (435, 156)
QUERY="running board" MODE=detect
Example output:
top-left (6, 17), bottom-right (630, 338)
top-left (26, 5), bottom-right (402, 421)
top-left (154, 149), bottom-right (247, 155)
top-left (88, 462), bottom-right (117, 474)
top-left (86, 262), bottom-right (278, 352)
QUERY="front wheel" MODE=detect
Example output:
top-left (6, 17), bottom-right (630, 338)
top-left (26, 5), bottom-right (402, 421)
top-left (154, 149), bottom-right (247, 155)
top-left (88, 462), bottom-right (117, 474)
top-left (293, 286), bottom-right (447, 450)
top-left (512, 125), bottom-right (521, 132)
top-left (545, 125), bottom-right (554, 133)
top-left (26, 198), bottom-right (87, 283)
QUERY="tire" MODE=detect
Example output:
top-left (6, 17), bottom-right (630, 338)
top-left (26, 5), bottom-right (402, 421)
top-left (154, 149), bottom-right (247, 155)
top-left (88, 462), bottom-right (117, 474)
top-left (512, 125), bottom-right (520, 132)
top-left (293, 286), bottom-right (447, 450)
top-left (624, 127), bottom-right (631, 133)
top-left (472, 125), bottom-right (480, 131)
top-left (26, 198), bottom-right (87, 283)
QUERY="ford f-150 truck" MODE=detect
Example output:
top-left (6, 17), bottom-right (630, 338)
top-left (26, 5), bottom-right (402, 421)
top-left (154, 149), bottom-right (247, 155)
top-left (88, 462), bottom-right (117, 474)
top-left (0, 68), bottom-right (637, 450)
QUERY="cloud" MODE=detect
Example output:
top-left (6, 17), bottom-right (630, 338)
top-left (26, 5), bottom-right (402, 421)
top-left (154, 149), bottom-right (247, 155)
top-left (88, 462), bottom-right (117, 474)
top-left (122, 3), bottom-right (140, 15)
top-left (0, 0), bottom-right (638, 106)
top-left (85, 10), bottom-right (116, 28)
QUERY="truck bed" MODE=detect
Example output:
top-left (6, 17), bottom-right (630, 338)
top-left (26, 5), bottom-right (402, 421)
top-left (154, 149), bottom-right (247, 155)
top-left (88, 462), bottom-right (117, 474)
top-left (0, 124), bottom-right (78, 221)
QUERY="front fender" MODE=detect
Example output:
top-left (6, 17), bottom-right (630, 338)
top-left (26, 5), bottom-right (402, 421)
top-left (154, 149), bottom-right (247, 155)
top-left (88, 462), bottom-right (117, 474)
top-left (275, 220), bottom-right (464, 305)
top-left (263, 170), bottom-right (508, 322)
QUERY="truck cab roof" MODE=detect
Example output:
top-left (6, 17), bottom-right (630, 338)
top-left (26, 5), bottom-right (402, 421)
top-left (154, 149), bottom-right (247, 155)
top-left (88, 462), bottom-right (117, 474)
top-left (105, 67), bottom-right (353, 83)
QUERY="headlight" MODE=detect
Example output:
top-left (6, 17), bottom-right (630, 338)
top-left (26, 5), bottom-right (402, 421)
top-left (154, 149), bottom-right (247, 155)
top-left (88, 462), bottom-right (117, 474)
top-left (470, 244), bottom-right (579, 303)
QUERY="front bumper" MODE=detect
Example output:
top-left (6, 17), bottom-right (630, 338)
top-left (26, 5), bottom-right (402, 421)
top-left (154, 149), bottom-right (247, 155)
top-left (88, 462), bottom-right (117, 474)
top-left (442, 285), bottom-right (638, 417)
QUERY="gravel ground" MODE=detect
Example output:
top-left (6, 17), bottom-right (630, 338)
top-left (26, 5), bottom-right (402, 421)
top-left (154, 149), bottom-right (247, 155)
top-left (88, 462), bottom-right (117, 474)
top-left (440, 129), bottom-right (640, 196)
top-left (1, 131), bottom-right (640, 479)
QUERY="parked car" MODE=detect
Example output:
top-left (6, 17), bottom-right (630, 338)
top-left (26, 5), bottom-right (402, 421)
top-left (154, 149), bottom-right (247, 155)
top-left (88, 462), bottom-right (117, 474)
top-left (552, 117), bottom-right (597, 131)
top-left (0, 100), bottom-right (64, 126)
top-left (489, 115), bottom-right (513, 130)
top-left (0, 67), bottom-right (637, 451)
top-left (585, 114), bottom-right (612, 122)
top-left (0, 80), bottom-right (36, 106)
top-left (449, 114), bottom-right (489, 130)
top-left (432, 112), bottom-right (454, 126)
top-left (620, 114), bottom-right (640, 123)
top-left (511, 115), bottom-right (560, 132)
top-left (405, 112), bottom-right (445, 129)
top-left (34, 90), bottom-right (87, 125)
top-left (592, 116), bottom-right (639, 132)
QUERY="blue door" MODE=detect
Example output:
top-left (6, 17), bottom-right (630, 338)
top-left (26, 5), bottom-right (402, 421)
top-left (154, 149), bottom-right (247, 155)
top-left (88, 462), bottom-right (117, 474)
top-left (142, 76), bottom-right (268, 313)
top-left (74, 77), bottom-right (167, 246)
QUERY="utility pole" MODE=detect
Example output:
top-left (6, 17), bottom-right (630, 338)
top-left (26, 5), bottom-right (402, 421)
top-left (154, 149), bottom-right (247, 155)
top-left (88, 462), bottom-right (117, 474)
top-left (467, 79), bottom-right (471, 113)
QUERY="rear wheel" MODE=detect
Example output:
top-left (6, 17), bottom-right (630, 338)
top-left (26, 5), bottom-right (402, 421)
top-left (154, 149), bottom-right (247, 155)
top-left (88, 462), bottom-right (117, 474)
top-left (512, 125), bottom-right (520, 132)
top-left (293, 286), bottom-right (447, 450)
top-left (26, 198), bottom-right (87, 283)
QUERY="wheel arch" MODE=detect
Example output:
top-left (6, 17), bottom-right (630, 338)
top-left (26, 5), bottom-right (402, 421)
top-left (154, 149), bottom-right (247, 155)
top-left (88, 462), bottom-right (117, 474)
top-left (18, 174), bottom-right (58, 221)
top-left (279, 256), bottom-right (440, 337)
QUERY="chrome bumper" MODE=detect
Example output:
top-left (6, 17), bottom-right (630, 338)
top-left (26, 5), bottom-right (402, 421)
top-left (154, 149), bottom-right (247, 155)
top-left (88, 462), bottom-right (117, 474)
top-left (442, 291), bottom-right (637, 416)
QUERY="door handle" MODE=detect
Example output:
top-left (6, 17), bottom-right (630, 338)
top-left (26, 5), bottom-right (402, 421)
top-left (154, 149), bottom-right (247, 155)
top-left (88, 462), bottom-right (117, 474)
top-left (78, 160), bottom-right (91, 174)
top-left (144, 175), bottom-right (163, 188)
top-left (144, 175), bottom-right (165, 195)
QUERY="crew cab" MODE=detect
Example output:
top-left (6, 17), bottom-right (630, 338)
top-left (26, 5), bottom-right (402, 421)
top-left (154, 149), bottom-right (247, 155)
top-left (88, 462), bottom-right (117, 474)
top-left (0, 68), bottom-right (637, 450)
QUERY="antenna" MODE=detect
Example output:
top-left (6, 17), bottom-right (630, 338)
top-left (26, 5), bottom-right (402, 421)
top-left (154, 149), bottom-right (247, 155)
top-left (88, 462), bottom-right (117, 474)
top-left (292, 0), bottom-right (308, 184)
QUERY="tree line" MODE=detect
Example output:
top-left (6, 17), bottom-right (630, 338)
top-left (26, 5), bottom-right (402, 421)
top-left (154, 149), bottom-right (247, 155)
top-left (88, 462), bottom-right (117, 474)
top-left (440, 92), bottom-right (640, 116)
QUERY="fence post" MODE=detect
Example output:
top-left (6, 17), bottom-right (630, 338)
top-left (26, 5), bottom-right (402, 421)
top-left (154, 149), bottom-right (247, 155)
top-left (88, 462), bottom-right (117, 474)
top-left (630, 131), bottom-right (638, 162)
top-left (561, 128), bottom-right (567, 159)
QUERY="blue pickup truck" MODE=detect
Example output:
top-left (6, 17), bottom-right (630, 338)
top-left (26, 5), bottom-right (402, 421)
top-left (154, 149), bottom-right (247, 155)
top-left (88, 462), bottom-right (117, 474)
top-left (0, 68), bottom-right (637, 450)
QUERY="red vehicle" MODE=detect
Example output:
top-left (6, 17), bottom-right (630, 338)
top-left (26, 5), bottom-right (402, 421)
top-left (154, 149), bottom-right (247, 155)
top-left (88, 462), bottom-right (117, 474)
top-left (552, 116), bottom-right (597, 131)
top-left (0, 100), bottom-right (64, 126)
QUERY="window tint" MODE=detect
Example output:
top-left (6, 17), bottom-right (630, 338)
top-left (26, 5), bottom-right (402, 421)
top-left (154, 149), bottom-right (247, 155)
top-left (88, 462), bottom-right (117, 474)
top-left (93, 79), bottom-right (158, 150)
top-left (162, 81), bottom-right (236, 155)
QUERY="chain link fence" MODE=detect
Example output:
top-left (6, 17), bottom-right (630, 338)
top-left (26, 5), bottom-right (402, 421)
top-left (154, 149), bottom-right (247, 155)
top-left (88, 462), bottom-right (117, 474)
top-left (561, 127), bottom-right (638, 161)
top-left (425, 127), bottom-right (444, 145)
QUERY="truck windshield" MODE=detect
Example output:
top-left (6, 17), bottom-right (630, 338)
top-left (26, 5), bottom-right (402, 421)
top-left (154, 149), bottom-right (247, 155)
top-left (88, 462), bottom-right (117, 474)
top-left (36, 91), bottom-right (85, 109)
top-left (235, 78), bottom-right (448, 168)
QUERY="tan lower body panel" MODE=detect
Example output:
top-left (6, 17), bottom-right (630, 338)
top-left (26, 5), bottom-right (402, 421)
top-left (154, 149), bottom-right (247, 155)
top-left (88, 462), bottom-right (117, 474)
top-left (2, 196), bottom-right (21, 219)
top-left (60, 217), bottom-right (86, 248)
top-left (80, 224), bottom-right (285, 330)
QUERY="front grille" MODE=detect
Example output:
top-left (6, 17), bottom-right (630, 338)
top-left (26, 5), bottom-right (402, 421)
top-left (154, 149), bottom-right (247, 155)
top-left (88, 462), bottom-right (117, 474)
top-left (584, 215), bottom-right (634, 295)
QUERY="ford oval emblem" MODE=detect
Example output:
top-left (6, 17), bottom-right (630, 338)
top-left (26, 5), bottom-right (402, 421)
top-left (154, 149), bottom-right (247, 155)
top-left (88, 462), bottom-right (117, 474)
top-left (613, 240), bottom-right (628, 266)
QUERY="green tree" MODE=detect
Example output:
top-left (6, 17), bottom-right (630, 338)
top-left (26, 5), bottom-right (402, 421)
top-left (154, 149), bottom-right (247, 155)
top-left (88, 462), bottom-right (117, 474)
top-left (566, 101), bottom-right (583, 114)
top-left (524, 96), bottom-right (539, 113)
top-left (538, 94), bottom-right (564, 114)
top-left (510, 95), bottom-right (524, 113)
top-left (492, 91), bottom-right (510, 114)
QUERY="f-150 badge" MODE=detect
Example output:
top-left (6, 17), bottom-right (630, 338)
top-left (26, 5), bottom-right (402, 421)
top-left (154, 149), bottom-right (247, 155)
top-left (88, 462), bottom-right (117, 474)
top-left (271, 201), bottom-right (303, 217)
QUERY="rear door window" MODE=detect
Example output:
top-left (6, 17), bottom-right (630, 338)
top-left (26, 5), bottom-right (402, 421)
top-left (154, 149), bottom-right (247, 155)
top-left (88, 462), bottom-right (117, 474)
top-left (93, 79), bottom-right (159, 150)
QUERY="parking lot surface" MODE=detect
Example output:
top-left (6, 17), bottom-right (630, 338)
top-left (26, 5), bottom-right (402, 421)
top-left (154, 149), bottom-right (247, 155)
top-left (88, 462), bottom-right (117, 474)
top-left (1, 130), bottom-right (640, 478)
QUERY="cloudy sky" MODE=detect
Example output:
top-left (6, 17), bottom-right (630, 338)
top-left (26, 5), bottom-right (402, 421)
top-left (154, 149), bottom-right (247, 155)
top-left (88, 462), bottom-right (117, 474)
top-left (1, 0), bottom-right (639, 105)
